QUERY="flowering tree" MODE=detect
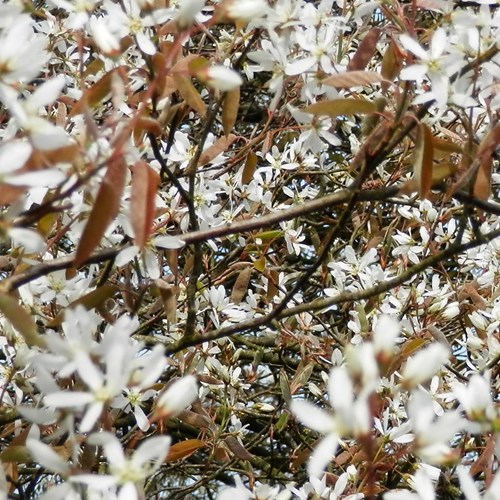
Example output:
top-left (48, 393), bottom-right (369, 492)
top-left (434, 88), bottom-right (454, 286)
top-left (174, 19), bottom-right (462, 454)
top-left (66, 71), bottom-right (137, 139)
top-left (0, 0), bottom-right (499, 498)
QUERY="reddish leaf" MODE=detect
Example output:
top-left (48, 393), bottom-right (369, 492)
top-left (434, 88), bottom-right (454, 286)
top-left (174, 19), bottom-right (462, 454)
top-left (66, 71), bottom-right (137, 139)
top-left (230, 266), bottom-right (252, 303)
top-left (304, 98), bottom-right (376, 117)
top-left (381, 39), bottom-right (403, 93)
top-left (241, 151), bottom-right (258, 184)
top-left (322, 71), bottom-right (386, 89)
top-left (130, 161), bottom-right (160, 248)
top-left (473, 125), bottom-right (500, 201)
top-left (166, 439), bottom-right (205, 462)
top-left (347, 28), bottom-right (381, 71)
top-left (70, 67), bottom-right (128, 117)
top-left (198, 134), bottom-right (236, 166)
top-left (0, 293), bottom-right (44, 347)
top-left (413, 123), bottom-right (434, 199)
top-left (75, 156), bottom-right (127, 266)
top-left (222, 87), bottom-right (240, 136)
top-left (225, 435), bottom-right (253, 460)
top-left (172, 73), bottom-right (206, 115)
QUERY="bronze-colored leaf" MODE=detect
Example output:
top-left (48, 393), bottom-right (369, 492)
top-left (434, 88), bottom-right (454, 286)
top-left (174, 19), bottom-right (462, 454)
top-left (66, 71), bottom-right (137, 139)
top-left (290, 361), bottom-right (314, 395)
top-left (322, 71), bottom-right (386, 89)
top-left (0, 293), bottom-right (44, 347)
top-left (222, 87), bottom-right (240, 136)
top-left (381, 39), bottom-right (403, 93)
top-left (130, 161), bottom-right (160, 249)
top-left (75, 156), bottom-right (127, 266)
top-left (230, 266), bottom-right (252, 303)
top-left (166, 439), bottom-right (206, 462)
top-left (347, 28), bottom-right (381, 71)
top-left (70, 67), bottom-right (128, 116)
top-left (304, 98), bottom-right (376, 117)
top-left (172, 73), bottom-right (206, 115)
top-left (198, 134), bottom-right (236, 166)
top-left (413, 123), bottom-right (434, 199)
top-left (224, 435), bottom-right (253, 461)
top-left (155, 280), bottom-right (179, 323)
top-left (473, 125), bottom-right (500, 201)
top-left (241, 151), bottom-right (258, 184)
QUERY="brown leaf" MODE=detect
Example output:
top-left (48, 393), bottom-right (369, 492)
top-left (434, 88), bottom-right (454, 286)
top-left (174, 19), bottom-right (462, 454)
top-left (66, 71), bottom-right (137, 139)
top-left (198, 134), bottom-right (236, 166)
top-left (347, 28), bottom-right (381, 71)
top-left (0, 294), bottom-right (44, 347)
top-left (70, 67), bottom-right (128, 117)
top-left (230, 266), bottom-right (252, 304)
top-left (304, 98), bottom-right (376, 117)
top-left (222, 87), bottom-right (240, 136)
top-left (172, 73), bottom-right (206, 115)
top-left (413, 123), bottom-right (434, 199)
top-left (166, 439), bottom-right (206, 462)
top-left (241, 151), bottom-right (258, 184)
top-left (47, 284), bottom-right (119, 327)
top-left (130, 161), bottom-right (160, 248)
top-left (473, 125), bottom-right (500, 201)
top-left (75, 156), bottom-right (127, 266)
top-left (322, 71), bottom-right (386, 89)
top-left (381, 39), bottom-right (403, 93)
top-left (470, 435), bottom-right (495, 481)
top-left (224, 436), bottom-right (253, 461)
top-left (155, 280), bottom-right (179, 323)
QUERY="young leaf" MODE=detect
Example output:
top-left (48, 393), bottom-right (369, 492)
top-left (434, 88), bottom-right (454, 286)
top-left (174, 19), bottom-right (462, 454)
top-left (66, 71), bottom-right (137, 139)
top-left (166, 440), bottom-right (206, 462)
top-left (304, 98), bottom-right (376, 117)
top-left (0, 293), bottom-right (44, 347)
top-left (413, 123), bottom-right (434, 199)
top-left (322, 71), bottom-right (386, 89)
top-left (347, 28), bottom-right (381, 71)
top-left (473, 125), bottom-right (500, 201)
top-left (241, 151), bottom-right (258, 184)
top-left (130, 161), bottom-right (160, 249)
top-left (222, 87), bottom-right (240, 136)
top-left (172, 73), bottom-right (206, 115)
top-left (75, 156), bottom-right (127, 266)
top-left (70, 67), bottom-right (128, 117)
top-left (198, 134), bottom-right (236, 166)
top-left (230, 266), bottom-right (252, 303)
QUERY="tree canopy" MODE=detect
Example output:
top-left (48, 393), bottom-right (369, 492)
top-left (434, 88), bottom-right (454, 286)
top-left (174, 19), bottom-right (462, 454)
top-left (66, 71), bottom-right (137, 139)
top-left (0, 0), bottom-right (499, 499)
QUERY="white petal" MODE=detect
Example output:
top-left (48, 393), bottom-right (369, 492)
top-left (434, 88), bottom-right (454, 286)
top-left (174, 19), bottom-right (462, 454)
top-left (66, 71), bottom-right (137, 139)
top-left (26, 438), bottom-right (70, 475)
top-left (136, 31), bottom-right (156, 55)
top-left (290, 400), bottom-right (334, 434)
top-left (205, 66), bottom-right (243, 91)
top-left (307, 434), bottom-right (339, 478)
top-left (157, 375), bottom-right (198, 417)
top-left (80, 402), bottom-right (104, 433)
top-left (400, 35), bottom-right (428, 60)
top-left (115, 245), bottom-right (140, 267)
top-left (132, 436), bottom-right (171, 469)
top-left (152, 235), bottom-right (186, 249)
top-left (0, 141), bottom-right (32, 174)
top-left (44, 391), bottom-right (93, 408)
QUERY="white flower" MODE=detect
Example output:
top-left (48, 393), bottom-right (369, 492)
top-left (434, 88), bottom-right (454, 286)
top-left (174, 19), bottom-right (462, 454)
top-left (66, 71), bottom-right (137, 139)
top-left (400, 343), bottom-right (449, 389)
top-left (399, 28), bottom-right (461, 108)
top-left (0, 78), bottom-right (70, 151)
top-left (156, 375), bottom-right (199, 417)
top-left (453, 374), bottom-right (496, 425)
top-left (291, 366), bottom-right (371, 477)
top-left (0, 14), bottom-right (48, 83)
top-left (71, 432), bottom-right (171, 499)
top-left (204, 66), bottom-right (243, 91)
top-left (224, 0), bottom-right (269, 23)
